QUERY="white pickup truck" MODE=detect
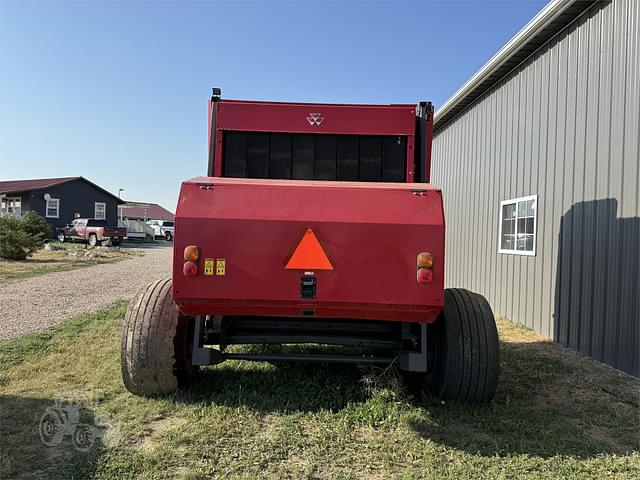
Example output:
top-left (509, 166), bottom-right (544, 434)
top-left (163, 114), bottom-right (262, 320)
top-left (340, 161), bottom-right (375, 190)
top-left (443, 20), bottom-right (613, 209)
top-left (146, 220), bottom-right (174, 241)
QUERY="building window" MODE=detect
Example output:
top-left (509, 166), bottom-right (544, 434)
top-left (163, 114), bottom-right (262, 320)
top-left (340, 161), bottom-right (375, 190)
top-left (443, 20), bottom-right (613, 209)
top-left (95, 202), bottom-right (106, 220)
top-left (0, 197), bottom-right (22, 217)
top-left (46, 198), bottom-right (60, 218)
top-left (499, 195), bottom-right (537, 256)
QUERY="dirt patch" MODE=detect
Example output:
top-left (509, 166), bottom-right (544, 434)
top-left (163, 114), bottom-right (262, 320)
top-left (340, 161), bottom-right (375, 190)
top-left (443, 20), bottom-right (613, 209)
top-left (496, 316), bottom-right (547, 343)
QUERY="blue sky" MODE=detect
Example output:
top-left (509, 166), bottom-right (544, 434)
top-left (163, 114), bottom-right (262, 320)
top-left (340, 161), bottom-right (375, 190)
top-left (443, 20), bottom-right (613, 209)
top-left (0, 0), bottom-right (546, 211)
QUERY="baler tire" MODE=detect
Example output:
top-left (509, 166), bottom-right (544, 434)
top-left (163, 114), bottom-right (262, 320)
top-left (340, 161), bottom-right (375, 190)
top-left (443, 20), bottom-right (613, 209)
top-left (120, 278), bottom-right (198, 396)
top-left (427, 288), bottom-right (499, 403)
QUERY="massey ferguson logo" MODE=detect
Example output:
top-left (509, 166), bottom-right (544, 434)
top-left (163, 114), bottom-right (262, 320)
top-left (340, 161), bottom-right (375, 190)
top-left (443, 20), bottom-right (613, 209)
top-left (306, 113), bottom-right (324, 126)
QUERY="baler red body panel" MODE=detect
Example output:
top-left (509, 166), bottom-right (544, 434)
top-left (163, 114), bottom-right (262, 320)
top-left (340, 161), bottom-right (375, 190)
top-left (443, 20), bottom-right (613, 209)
top-left (172, 177), bottom-right (445, 323)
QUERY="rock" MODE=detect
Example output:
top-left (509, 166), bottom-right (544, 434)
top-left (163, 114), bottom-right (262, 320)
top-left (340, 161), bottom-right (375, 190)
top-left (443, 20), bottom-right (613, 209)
top-left (44, 243), bottom-right (62, 251)
top-left (67, 247), bottom-right (85, 257)
top-left (97, 246), bottom-right (120, 252)
top-left (83, 250), bottom-right (99, 259)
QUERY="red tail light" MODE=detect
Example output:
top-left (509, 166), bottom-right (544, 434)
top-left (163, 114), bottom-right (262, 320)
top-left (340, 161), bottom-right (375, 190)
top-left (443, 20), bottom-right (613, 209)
top-left (183, 261), bottom-right (198, 276)
top-left (417, 268), bottom-right (433, 283)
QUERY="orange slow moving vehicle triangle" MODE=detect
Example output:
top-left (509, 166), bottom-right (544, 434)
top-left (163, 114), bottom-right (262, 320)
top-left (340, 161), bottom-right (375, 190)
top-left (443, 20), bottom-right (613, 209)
top-left (285, 228), bottom-right (334, 270)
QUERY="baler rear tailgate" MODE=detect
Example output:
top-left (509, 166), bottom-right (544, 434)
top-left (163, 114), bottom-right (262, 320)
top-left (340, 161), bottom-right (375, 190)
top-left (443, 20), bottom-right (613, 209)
top-left (173, 177), bottom-right (444, 322)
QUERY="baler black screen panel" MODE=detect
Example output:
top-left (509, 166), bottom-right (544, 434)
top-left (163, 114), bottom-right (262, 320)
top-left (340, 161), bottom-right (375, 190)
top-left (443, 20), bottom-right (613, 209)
top-left (269, 133), bottom-right (293, 179)
top-left (336, 136), bottom-right (359, 180)
top-left (246, 132), bottom-right (270, 178)
top-left (292, 134), bottom-right (314, 180)
top-left (359, 136), bottom-right (383, 181)
top-left (223, 131), bottom-right (406, 182)
top-left (224, 132), bottom-right (248, 178)
top-left (382, 136), bottom-right (406, 181)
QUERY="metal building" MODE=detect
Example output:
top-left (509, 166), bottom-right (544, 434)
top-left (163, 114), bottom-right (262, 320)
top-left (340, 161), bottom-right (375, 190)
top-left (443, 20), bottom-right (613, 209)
top-left (432, 0), bottom-right (639, 377)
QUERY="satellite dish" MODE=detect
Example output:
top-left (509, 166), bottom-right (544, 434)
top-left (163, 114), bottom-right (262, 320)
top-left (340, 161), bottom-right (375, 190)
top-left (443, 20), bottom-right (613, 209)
top-left (44, 193), bottom-right (51, 201)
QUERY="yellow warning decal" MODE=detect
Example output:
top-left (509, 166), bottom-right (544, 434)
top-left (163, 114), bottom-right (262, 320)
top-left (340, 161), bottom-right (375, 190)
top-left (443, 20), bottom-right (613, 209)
top-left (216, 258), bottom-right (226, 276)
top-left (204, 258), bottom-right (214, 276)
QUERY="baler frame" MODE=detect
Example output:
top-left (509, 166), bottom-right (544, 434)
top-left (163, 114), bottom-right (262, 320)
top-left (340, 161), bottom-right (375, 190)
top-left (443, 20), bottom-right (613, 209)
top-left (190, 314), bottom-right (428, 372)
top-left (120, 90), bottom-right (500, 404)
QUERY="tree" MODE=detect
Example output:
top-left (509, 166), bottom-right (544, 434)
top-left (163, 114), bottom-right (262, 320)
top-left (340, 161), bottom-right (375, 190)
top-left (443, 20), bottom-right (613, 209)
top-left (0, 212), bottom-right (51, 260)
top-left (21, 211), bottom-right (51, 244)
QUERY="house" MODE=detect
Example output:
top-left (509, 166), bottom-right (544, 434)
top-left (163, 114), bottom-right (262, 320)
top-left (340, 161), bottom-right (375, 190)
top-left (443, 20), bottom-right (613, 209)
top-left (431, 0), bottom-right (638, 377)
top-left (118, 202), bottom-right (174, 222)
top-left (0, 176), bottom-right (125, 233)
top-left (116, 202), bottom-right (174, 240)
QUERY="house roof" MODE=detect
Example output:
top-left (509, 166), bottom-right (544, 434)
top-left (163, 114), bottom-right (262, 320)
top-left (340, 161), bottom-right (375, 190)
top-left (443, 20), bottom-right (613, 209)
top-left (0, 177), bottom-right (78, 194)
top-left (0, 176), bottom-right (125, 204)
top-left (433, 0), bottom-right (598, 133)
top-left (119, 202), bottom-right (174, 221)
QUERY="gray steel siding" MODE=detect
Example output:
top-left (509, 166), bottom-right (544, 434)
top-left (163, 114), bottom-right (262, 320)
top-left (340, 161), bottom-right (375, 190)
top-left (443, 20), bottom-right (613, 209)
top-left (432, 0), bottom-right (639, 377)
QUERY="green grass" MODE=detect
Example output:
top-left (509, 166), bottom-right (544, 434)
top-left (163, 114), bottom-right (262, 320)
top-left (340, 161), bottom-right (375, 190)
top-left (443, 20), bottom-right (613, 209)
top-left (0, 242), bottom-right (143, 282)
top-left (0, 305), bottom-right (638, 479)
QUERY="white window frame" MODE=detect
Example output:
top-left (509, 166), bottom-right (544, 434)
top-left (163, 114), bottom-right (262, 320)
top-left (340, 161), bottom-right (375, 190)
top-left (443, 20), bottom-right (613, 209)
top-left (498, 194), bottom-right (537, 256)
top-left (1, 197), bottom-right (22, 217)
top-left (94, 202), bottom-right (106, 220)
top-left (45, 198), bottom-right (60, 218)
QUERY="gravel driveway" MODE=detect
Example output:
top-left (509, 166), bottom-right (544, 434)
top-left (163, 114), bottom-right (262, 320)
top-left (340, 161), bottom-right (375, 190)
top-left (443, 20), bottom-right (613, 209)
top-left (0, 245), bottom-right (172, 341)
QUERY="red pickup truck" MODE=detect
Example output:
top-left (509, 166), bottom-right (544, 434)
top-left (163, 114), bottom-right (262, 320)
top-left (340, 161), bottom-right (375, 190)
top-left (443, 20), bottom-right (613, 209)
top-left (56, 218), bottom-right (127, 246)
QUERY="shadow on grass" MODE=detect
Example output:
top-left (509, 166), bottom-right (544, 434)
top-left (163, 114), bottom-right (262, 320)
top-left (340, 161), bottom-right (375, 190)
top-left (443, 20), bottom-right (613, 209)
top-left (409, 340), bottom-right (639, 458)
top-left (0, 395), bottom-right (107, 480)
top-left (173, 340), bottom-right (640, 460)
top-left (11, 258), bottom-right (72, 265)
top-left (182, 345), bottom-right (370, 412)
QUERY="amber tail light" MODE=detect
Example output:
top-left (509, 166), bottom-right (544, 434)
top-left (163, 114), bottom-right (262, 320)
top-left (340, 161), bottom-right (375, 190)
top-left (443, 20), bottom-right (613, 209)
top-left (417, 252), bottom-right (434, 284)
